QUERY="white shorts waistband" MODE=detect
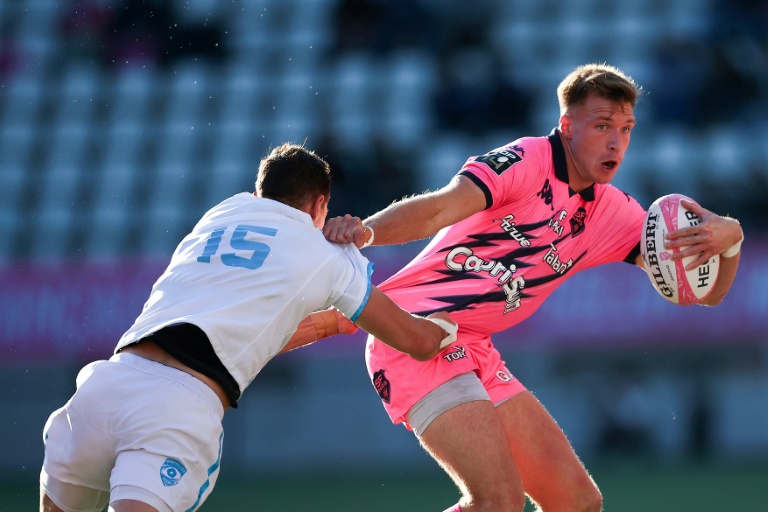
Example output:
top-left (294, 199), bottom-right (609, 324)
top-left (109, 352), bottom-right (225, 419)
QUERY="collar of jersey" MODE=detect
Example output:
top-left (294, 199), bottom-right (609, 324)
top-left (249, 194), bottom-right (316, 226)
top-left (548, 128), bottom-right (596, 202)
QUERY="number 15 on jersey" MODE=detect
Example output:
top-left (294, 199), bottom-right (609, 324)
top-left (197, 224), bottom-right (277, 270)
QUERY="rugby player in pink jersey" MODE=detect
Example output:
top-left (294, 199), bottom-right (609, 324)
top-left (324, 63), bottom-right (744, 512)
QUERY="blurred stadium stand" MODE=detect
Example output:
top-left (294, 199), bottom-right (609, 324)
top-left (1, 0), bottom-right (767, 487)
top-left (0, 0), bottom-right (764, 262)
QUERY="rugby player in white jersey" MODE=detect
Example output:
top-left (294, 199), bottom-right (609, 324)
top-left (40, 143), bottom-right (457, 512)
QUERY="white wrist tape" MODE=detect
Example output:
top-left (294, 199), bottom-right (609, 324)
top-left (428, 317), bottom-right (458, 349)
top-left (722, 235), bottom-right (744, 258)
top-left (361, 225), bottom-right (375, 248)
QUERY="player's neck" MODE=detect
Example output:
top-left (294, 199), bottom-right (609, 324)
top-left (559, 132), bottom-right (593, 193)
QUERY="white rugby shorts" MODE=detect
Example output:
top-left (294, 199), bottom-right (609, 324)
top-left (41, 353), bottom-right (225, 512)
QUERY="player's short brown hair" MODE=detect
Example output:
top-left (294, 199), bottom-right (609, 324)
top-left (557, 63), bottom-right (642, 114)
top-left (256, 142), bottom-right (331, 209)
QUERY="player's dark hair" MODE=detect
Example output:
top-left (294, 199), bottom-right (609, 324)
top-left (256, 142), bottom-right (331, 209)
top-left (557, 63), bottom-right (642, 113)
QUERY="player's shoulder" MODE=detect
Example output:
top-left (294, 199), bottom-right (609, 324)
top-left (213, 192), bottom-right (254, 209)
top-left (309, 235), bottom-right (368, 264)
top-left (198, 192), bottom-right (256, 220)
top-left (327, 239), bottom-right (370, 264)
top-left (596, 183), bottom-right (644, 209)
top-left (593, 184), bottom-right (646, 227)
top-left (470, 134), bottom-right (548, 163)
top-left (462, 134), bottom-right (549, 179)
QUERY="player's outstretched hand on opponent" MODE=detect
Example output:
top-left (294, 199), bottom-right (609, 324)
top-left (425, 311), bottom-right (458, 349)
top-left (323, 215), bottom-right (367, 248)
top-left (334, 307), bottom-right (359, 336)
top-left (666, 199), bottom-right (744, 270)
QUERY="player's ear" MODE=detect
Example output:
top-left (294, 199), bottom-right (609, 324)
top-left (559, 114), bottom-right (573, 138)
top-left (308, 194), bottom-right (327, 224)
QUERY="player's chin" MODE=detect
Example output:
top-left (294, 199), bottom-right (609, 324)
top-left (597, 161), bottom-right (620, 182)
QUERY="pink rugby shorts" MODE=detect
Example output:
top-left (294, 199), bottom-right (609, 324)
top-left (366, 333), bottom-right (527, 429)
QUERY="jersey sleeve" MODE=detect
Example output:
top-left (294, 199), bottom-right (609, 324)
top-left (457, 137), bottom-right (549, 210)
top-left (324, 243), bottom-right (374, 322)
top-left (587, 188), bottom-right (647, 268)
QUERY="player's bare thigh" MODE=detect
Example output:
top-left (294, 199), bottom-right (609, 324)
top-left (495, 391), bottom-right (602, 512)
top-left (418, 399), bottom-right (526, 511)
top-left (40, 478), bottom-right (110, 512)
top-left (109, 500), bottom-right (160, 512)
top-left (40, 491), bottom-right (158, 512)
top-left (40, 493), bottom-right (63, 512)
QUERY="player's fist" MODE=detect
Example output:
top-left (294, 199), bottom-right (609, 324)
top-left (323, 215), bottom-right (367, 248)
top-left (666, 199), bottom-right (743, 270)
top-left (333, 308), bottom-right (359, 336)
top-left (425, 312), bottom-right (458, 349)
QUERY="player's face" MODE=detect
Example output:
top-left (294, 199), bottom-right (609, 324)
top-left (560, 94), bottom-right (635, 192)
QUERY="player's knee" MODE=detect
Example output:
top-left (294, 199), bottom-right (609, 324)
top-left (570, 481), bottom-right (603, 512)
top-left (585, 486), bottom-right (603, 512)
top-left (537, 478), bottom-right (602, 512)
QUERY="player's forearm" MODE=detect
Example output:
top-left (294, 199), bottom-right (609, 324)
top-left (700, 220), bottom-right (743, 306)
top-left (700, 250), bottom-right (740, 306)
top-left (364, 195), bottom-right (446, 246)
top-left (356, 287), bottom-right (451, 360)
top-left (361, 175), bottom-right (487, 247)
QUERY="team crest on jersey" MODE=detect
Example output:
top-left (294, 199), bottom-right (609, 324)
top-left (160, 458), bottom-right (187, 487)
top-left (474, 147), bottom-right (523, 176)
top-left (373, 369), bottom-right (391, 404)
top-left (569, 207), bottom-right (587, 237)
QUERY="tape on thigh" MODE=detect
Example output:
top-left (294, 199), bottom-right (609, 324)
top-left (405, 371), bottom-right (490, 437)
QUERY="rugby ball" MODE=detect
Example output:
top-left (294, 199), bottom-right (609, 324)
top-left (640, 194), bottom-right (719, 305)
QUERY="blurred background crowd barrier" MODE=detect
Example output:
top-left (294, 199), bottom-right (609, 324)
top-left (1, 0), bottom-right (767, 501)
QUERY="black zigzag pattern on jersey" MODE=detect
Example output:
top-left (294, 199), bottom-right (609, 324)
top-left (407, 231), bottom-right (588, 316)
top-left (405, 219), bottom-right (549, 287)
top-left (436, 219), bottom-right (549, 252)
top-left (432, 219), bottom-right (549, 258)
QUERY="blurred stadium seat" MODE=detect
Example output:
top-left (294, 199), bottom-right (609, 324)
top-left (0, 0), bottom-right (764, 262)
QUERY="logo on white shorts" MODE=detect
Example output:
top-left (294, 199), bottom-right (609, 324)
top-left (160, 458), bottom-right (187, 487)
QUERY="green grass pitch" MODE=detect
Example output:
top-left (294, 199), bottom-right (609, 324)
top-left (5, 462), bottom-right (767, 511)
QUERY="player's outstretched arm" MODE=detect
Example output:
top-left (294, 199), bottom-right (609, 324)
top-left (323, 175), bottom-right (486, 248)
top-left (354, 287), bottom-right (456, 361)
top-left (279, 308), bottom-right (359, 354)
top-left (665, 200), bottom-right (743, 306)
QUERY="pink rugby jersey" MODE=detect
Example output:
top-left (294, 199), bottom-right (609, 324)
top-left (379, 130), bottom-right (646, 342)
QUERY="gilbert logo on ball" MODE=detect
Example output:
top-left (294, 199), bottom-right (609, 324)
top-left (640, 193), bottom-right (719, 305)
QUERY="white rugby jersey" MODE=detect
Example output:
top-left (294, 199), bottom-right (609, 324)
top-left (117, 192), bottom-right (373, 393)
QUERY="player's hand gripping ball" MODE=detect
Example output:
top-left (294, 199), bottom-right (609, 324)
top-left (640, 194), bottom-right (720, 305)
